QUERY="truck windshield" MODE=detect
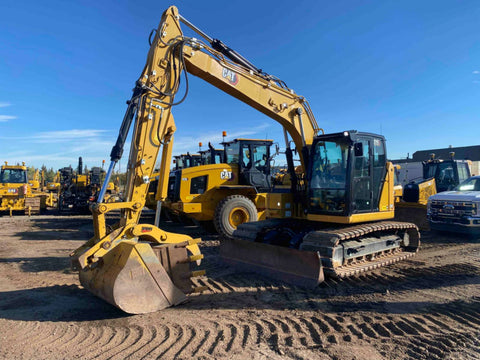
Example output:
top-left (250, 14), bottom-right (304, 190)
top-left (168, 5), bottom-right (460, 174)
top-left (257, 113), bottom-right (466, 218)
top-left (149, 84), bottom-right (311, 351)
top-left (309, 140), bottom-right (349, 214)
top-left (0, 169), bottom-right (27, 184)
top-left (456, 177), bottom-right (480, 191)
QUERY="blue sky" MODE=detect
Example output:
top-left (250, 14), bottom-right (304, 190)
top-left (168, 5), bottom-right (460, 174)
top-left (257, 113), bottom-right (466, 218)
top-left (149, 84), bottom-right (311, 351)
top-left (0, 0), bottom-right (479, 170)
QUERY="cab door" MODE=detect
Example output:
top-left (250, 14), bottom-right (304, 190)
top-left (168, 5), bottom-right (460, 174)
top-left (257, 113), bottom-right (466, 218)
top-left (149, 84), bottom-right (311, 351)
top-left (351, 136), bottom-right (386, 213)
top-left (351, 138), bottom-right (373, 212)
top-left (239, 142), bottom-right (271, 191)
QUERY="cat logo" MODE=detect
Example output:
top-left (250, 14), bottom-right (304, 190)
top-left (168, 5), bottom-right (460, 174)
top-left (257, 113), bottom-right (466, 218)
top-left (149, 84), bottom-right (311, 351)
top-left (220, 170), bottom-right (233, 180)
top-left (222, 68), bottom-right (239, 85)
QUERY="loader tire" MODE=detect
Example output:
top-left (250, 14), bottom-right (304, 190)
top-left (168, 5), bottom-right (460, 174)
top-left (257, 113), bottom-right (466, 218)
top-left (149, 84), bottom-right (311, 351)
top-left (214, 195), bottom-right (257, 240)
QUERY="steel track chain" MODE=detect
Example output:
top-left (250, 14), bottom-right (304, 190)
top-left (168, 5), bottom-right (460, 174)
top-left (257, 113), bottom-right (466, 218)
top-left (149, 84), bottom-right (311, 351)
top-left (302, 221), bottom-right (421, 278)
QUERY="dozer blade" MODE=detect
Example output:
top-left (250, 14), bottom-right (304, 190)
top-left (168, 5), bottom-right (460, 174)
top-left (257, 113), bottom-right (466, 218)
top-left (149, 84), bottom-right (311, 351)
top-left (79, 241), bottom-right (190, 314)
top-left (220, 238), bottom-right (324, 288)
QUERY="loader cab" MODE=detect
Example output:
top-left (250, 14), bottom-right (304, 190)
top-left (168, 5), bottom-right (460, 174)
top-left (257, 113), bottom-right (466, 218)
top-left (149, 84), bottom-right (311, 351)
top-left (173, 155), bottom-right (185, 170)
top-left (174, 154), bottom-right (203, 170)
top-left (307, 131), bottom-right (387, 216)
top-left (223, 138), bottom-right (273, 191)
top-left (200, 144), bottom-right (225, 165)
top-left (188, 154), bottom-right (203, 167)
top-left (422, 158), bottom-right (471, 193)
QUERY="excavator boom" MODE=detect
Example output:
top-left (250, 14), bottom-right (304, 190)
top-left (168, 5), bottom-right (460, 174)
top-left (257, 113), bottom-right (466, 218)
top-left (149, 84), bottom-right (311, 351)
top-left (70, 7), bottom-right (206, 314)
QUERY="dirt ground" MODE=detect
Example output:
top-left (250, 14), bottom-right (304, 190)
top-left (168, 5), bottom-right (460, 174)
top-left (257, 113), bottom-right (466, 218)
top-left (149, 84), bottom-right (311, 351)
top-left (0, 212), bottom-right (479, 360)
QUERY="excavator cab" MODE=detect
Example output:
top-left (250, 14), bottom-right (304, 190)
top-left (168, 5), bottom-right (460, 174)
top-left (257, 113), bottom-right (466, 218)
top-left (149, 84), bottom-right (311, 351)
top-left (308, 131), bottom-right (387, 217)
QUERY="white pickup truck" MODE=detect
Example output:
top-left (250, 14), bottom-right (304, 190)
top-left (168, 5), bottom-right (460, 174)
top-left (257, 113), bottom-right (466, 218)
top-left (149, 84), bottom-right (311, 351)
top-left (427, 175), bottom-right (480, 234)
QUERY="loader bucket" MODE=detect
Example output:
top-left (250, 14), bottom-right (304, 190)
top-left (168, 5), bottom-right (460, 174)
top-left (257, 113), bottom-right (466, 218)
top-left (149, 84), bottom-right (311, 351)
top-left (79, 241), bottom-right (190, 314)
top-left (395, 203), bottom-right (430, 231)
top-left (220, 238), bottom-right (324, 288)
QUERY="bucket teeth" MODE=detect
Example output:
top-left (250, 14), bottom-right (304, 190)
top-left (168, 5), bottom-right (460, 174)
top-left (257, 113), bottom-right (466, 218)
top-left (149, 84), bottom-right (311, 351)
top-left (193, 285), bottom-right (208, 293)
top-left (190, 270), bottom-right (206, 278)
top-left (174, 238), bottom-right (201, 247)
top-left (186, 254), bottom-right (203, 263)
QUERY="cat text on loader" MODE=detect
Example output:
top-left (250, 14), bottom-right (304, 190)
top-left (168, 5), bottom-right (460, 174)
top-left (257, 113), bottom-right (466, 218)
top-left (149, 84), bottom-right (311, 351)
top-left (71, 6), bottom-right (420, 314)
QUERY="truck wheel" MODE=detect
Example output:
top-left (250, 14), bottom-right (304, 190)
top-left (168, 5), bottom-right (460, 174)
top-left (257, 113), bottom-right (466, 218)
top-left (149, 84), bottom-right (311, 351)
top-left (214, 195), bottom-right (257, 239)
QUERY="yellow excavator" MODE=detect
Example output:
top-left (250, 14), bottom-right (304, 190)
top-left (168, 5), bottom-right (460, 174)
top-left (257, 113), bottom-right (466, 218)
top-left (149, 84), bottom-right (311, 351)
top-left (29, 168), bottom-right (43, 191)
top-left (71, 6), bottom-right (420, 314)
top-left (46, 171), bottom-right (61, 192)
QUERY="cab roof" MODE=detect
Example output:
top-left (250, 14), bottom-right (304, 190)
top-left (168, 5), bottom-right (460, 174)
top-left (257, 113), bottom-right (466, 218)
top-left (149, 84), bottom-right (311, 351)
top-left (223, 138), bottom-right (273, 145)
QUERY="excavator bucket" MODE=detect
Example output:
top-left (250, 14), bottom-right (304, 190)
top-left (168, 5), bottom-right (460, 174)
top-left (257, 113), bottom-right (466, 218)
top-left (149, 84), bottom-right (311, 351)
top-left (220, 238), bottom-right (324, 288)
top-left (79, 241), bottom-right (196, 314)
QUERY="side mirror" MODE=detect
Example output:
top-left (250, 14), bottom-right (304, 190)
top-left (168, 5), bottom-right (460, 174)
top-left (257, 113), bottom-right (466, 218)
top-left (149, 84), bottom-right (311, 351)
top-left (354, 142), bottom-right (363, 157)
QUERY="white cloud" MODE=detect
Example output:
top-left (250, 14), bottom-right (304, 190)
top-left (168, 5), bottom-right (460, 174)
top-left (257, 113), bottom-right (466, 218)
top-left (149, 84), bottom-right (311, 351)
top-left (0, 115), bottom-right (16, 122)
top-left (30, 129), bottom-right (109, 143)
top-left (1, 128), bottom-right (116, 169)
top-left (0, 129), bottom-right (110, 141)
top-left (473, 70), bottom-right (480, 74)
top-left (0, 102), bottom-right (16, 122)
top-left (3, 122), bottom-right (273, 170)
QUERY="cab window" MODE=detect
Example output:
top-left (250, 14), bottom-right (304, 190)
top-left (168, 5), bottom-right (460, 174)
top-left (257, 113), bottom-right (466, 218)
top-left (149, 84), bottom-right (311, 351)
top-left (0, 169), bottom-right (27, 184)
top-left (252, 145), bottom-right (268, 171)
top-left (226, 142), bottom-right (240, 165)
top-left (457, 163), bottom-right (470, 183)
top-left (241, 144), bottom-right (251, 168)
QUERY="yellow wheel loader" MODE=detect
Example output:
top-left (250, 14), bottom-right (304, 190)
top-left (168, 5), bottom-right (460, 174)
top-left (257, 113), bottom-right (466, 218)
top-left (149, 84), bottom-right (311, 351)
top-left (147, 142), bottom-right (225, 212)
top-left (165, 138), bottom-right (279, 238)
top-left (395, 154), bottom-right (471, 229)
top-left (71, 6), bottom-right (419, 314)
